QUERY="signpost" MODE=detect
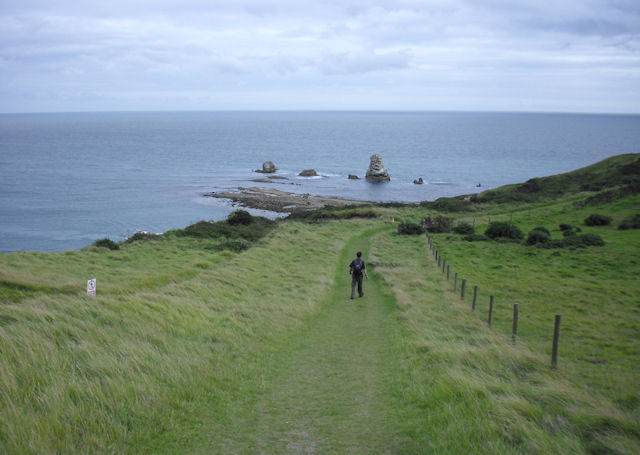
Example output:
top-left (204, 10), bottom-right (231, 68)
top-left (87, 278), bottom-right (96, 296)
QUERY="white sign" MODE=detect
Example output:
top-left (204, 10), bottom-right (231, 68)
top-left (87, 278), bottom-right (96, 296)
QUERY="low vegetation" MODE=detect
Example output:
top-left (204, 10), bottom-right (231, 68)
top-left (0, 153), bottom-right (638, 453)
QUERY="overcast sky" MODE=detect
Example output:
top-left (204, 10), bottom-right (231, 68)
top-left (1, 0), bottom-right (639, 113)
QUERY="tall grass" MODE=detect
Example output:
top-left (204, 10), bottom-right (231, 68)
top-left (0, 220), bottom-right (375, 453)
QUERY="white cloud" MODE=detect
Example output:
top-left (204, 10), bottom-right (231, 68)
top-left (0, 1), bottom-right (638, 112)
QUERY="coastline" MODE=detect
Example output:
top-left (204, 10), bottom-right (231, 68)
top-left (204, 186), bottom-right (372, 213)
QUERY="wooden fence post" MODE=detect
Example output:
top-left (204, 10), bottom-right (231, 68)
top-left (438, 255), bottom-right (441, 268)
top-left (461, 279), bottom-right (466, 300)
top-left (512, 303), bottom-right (519, 344)
top-left (454, 273), bottom-right (458, 292)
top-left (488, 295), bottom-right (494, 327)
top-left (472, 285), bottom-right (478, 311)
top-left (551, 314), bottom-right (562, 369)
top-left (442, 259), bottom-right (446, 274)
top-left (446, 264), bottom-right (450, 281)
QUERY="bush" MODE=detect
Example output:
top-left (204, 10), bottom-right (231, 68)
top-left (484, 222), bottom-right (524, 240)
top-left (227, 210), bottom-right (253, 225)
top-left (123, 231), bottom-right (162, 244)
top-left (584, 213), bottom-right (612, 226)
top-left (526, 229), bottom-right (551, 246)
top-left (531, 226), bottom-right (550, 236)
top-left (549, 233), bottom-right (605, 248)
top-left (559, 224), bottom-right (581, 236)
top-left (618, 214), bottom-right (640, 230)
top-left (422, 216), bottom-right (453, 233)
top-left (398, 222), bottom-right (425, 235)
top-left (580, 233), bottom-right (605, 246)
top-left (94, 238), bottom-right (119, 250)
top-left (463, 234), bottom-right (489, 242)
top-left (452, 222), bottom-right (475, 235)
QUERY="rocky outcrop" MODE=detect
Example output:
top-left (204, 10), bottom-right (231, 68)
top-left (365, 154), bottom-right (390, 182)
top-left (413, 177), bottom-right (424, 184)
top-left (256, 161), bottom-right (277, 173)
top-left (299, 169), bottom-right (318, 177)
top-left (348, 174), bottom-right (359, 180)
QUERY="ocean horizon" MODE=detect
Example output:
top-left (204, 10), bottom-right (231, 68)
top-left (1, 111), bottom-right (639, 252)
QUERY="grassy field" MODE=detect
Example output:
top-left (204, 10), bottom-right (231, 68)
top-left (1, 156), bottom-right (639, 453)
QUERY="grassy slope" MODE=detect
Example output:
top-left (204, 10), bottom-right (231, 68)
top-left (1, 154), bottom-right (639, 453)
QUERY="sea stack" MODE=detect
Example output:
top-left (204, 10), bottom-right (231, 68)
top-left (365, 154), bottom-right (390, 182)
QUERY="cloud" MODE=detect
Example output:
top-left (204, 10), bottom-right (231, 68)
top-left (0, 1), bottom-right (638, 112)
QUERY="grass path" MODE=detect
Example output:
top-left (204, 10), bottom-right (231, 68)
top-left (208, 227), bottom-right (405, 454)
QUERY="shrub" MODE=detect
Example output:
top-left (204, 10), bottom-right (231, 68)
top-left (227, 210), bottom-right (253, 225)
top-left (559, 224), bottom-right (581, 236)
top-left (123, 231), bottom-right (162, 244)
top-left (398, 222), bottom-right (425, 235)
top-left (580, 233), bottom-right (605, 246)
top-left (94, 238), bottom-right (119, 250)
top-left (584, 213), bottom-right (612, 226)
top-left (422, 216), bottom-right (453, 233)
top-left (463, 234), bottom-right (489, 242)
top-left (526, 229), bottom-right (551, 246)
top-left (550, 233), bottom-right (605, 248)
top-left (618, 214), bottom-right (640, 230)
top-left (531, 226), bottom-right (550, 236)
top-left (484, 222), bottom-right (524, 240)
top-left (452, 222), bottom-right (475, 235)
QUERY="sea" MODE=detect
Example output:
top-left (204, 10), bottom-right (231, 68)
top-left (1, 111), bottom-right (639, 253)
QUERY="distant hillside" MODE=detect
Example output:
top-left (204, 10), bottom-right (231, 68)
top-left (471, 153), bottom-right (640, 204)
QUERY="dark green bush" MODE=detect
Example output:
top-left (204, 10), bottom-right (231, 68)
top-left (123, 231), bottom-right (162, 244)
top-left (422, 216), bottom-right (453, 233)
top-left (177, 217), bottom-right (275, 242)
top-left (421, 197), bottom-right (472, 212)
top-left (618, 214), bottom-right (640, 230)
top-left (398, 222), bottom-right (425, 235)
top-left (227, 210), bottom-right (253, 225)
top-left (287, 207), bottom-right (378, 222)
top-left (526, 229), bottom-right (551, 246)
top-left (485, 222), bottom-right (524, 240)
top-left (559, 224), bottom-right (581, 236)
top-left (531, 226), bottom-right (550, 236)
top-left (584, 213), bottom-right (612, 226)
top-left (452, 222), bottom-right (475, 235)
top-left (94, 238), bottom-right (120, 250)
top-left (580, 233), bottom-right (605, 246)
top-left (463, 234), bottom-right (489, 242)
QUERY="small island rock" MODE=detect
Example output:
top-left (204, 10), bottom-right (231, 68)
top-left (413, 177), bottom-right (424, 184)
top-left (365, 154), bottom-right (390, 182)
top-left (256, 161), bottom-right (277, 173)
top-left (348, 174), bottom-right (359, 180)
top-left (299, 169), bottom-right (318, 177)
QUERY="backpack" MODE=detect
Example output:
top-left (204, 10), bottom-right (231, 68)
top-left (352, 259), bottom-right (364, 275)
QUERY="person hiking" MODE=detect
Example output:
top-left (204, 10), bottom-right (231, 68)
top-left (349, 251), bottom-right (369, 299)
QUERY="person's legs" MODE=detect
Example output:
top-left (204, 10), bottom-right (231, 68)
top-left (351, 275), bottom-right (357, 299)
top-left (357, 274), bottom-right (364, 297)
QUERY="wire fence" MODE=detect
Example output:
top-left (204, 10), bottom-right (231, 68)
top-left (426, 232), bottom-right (639, 392)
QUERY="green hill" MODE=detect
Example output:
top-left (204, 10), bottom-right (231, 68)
top-left (472, 153), bottom-right (640, 204)
top-left (0, 157), bottom-right (639, 454)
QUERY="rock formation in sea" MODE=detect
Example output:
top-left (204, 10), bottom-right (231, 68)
top-left (256, 161), bottom-right (277, 173)
top-left (299, 169), bottom-right (318, 177)
top-left (348, 174), bottom-right (359, 180)
top-left (413, 177), bottom-right (424, 184)
top-left (365, 154), bottom-right (390, 182)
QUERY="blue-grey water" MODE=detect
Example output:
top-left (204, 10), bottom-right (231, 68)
top-left (1, 111), bottom-right (639, 252)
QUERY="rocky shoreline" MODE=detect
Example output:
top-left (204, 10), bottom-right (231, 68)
top-left (204, 187), bottom-right (371, 213)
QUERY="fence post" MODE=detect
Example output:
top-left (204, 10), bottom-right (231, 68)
top-left (438, 255), bottom-right (441, 268)
top-left (442, 259), bottom-right (446, 274)
top-left (472, 285), bottom-right (478, 311)
top-left (551, 314), bottom-right (562, 369)
top-left (454, 273), bottom-right (458, 292)
top-left (511, 303), bottom-right (519, 344)
top-left (446, 264), bottom-right (450, 281)
top-left (488, 295), bottom-right (494, 327)
top-left (461, 279), bottom-right (466, 300)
